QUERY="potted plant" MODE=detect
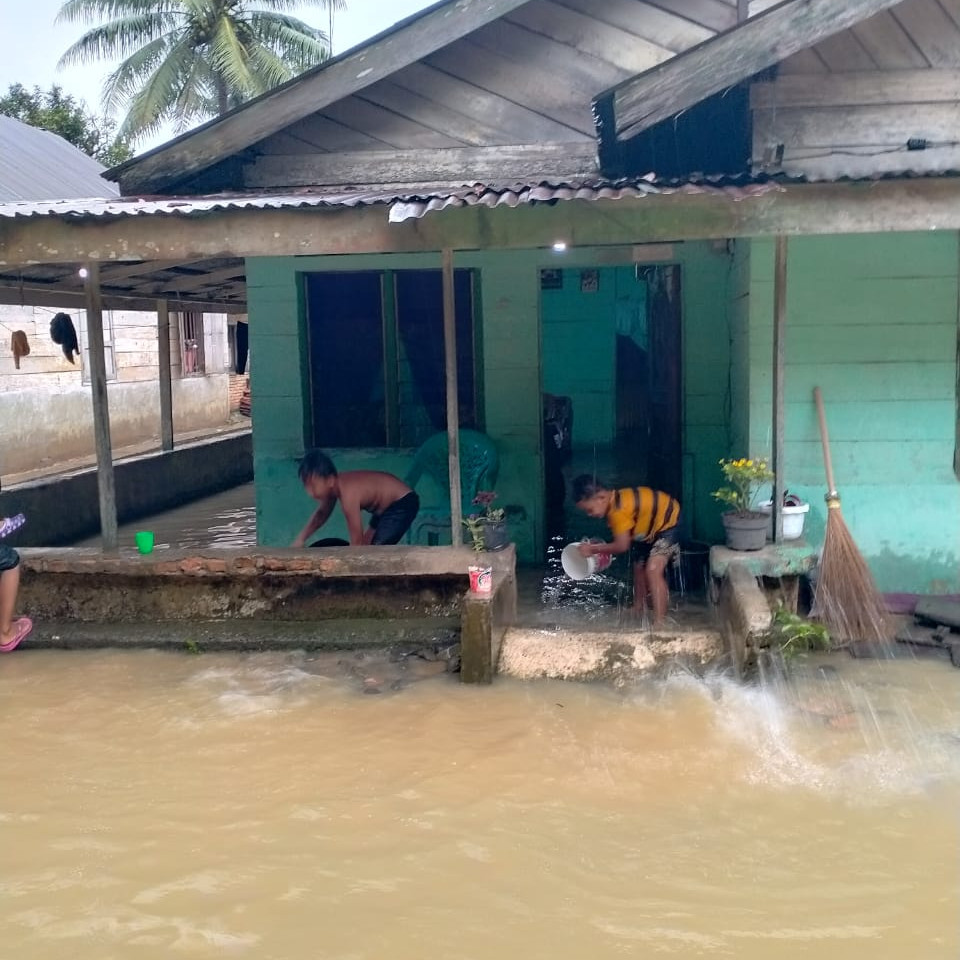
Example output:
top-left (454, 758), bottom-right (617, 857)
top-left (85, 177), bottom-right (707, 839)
top-left (462, 491), bottom-right (508, 552)
top-left (713, 457), bottom-right (775, 551)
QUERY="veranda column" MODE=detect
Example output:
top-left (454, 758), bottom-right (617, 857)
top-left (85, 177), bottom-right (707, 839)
top-left (442, 248), bottom-right (463, 546)
top-left (83, 261), bottom-right (119, 551)
top-left (157, 300), bottom-right (174, 452)
top-left (772, 235), bottom-right (788, 543)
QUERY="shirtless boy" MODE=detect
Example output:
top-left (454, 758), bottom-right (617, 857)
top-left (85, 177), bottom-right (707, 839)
top-left (291, 449), bottom-right (420, 547)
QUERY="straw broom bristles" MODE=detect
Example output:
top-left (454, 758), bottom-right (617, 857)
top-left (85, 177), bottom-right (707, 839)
top-left (812, 387), bottom-right (890, 646)
top-left (813, 496), bottom-right (890, 645)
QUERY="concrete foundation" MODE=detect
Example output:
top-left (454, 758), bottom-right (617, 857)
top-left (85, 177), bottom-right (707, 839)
top-left (15, 544), bottom-right (518, 684)
top-left (2, 431), bottom-right (252, 547)
top-left (497, 626), bottom-right (724, 683)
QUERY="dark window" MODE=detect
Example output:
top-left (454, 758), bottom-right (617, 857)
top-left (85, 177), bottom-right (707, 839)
top-left (304, 269), bottom-right (479, 449)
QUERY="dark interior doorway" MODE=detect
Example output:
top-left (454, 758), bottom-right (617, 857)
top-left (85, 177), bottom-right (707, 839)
top-left (640, 264), bottom-right (683, 500)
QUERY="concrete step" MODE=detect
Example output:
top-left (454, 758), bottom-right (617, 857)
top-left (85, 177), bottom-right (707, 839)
top-left (497, 625), bottom-right (725, 683)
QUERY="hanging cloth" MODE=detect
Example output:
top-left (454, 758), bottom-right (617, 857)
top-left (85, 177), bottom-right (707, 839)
top-left (49, 312), bottom-right (79, 364)
top-left (10, 330), bottom-right (29, 369)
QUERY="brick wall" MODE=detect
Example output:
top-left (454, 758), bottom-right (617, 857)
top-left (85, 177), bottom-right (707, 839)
top-left (229, 373), bottom-right (249, 410)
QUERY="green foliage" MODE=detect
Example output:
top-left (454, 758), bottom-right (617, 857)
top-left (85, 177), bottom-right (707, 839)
top-left (0, 83), bottom-right (132, 165)
top-left (184, 638), bottom-right (202, 655)
top-left (766, 606), bottom-right (831, 660)
top-left (462, 515), bottom-right (486, 553)
top-left (56, 0), bottom-right (346, 142)
top-left (712, 457), bottom-right (775, 516)
top-left (463, 492), bottom-right (505, 552)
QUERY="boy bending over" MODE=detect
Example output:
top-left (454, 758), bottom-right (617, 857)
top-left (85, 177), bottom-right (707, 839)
top-left (292, 449), bottom-right (420, 547)
top-left (573, 475), bottom-right (681, 626)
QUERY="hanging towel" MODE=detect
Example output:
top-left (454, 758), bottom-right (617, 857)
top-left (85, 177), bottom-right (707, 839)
top-left (50, 312), bottom-right (79, 364)
top-left (10, 330), bottom-right (29, 369)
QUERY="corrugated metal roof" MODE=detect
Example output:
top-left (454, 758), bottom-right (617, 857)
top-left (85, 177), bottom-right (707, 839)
top-left (0, 177), bottom-right (786, 224)
top-left (0, 115), bottom-right (120, 202)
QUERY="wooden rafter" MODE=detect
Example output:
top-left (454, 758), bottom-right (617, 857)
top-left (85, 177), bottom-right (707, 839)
top-left (600, 0), bottom-right (909, 142)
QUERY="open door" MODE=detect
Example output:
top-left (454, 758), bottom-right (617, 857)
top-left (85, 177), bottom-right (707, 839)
top-left (615, 264), bottom-right (683, 499)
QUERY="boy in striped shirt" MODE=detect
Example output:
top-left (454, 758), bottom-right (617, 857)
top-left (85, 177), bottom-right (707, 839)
top-left (572, 475), bottom-right (681, 626)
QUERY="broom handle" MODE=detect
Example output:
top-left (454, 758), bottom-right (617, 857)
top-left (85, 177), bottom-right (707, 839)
top-left (813, 386), bottom-right (838, 497)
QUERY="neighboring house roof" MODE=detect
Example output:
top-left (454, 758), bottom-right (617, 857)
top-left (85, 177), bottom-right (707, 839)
top-left (0, 114), bottom-right (120, 202)
top-left (595, 0), bottom-right (908, 144)
top-left (108, 0), bottom-right (749, 195)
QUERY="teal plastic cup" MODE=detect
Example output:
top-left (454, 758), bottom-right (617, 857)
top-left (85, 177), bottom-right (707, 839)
top-left (135, 531), bottom-right (155, 555)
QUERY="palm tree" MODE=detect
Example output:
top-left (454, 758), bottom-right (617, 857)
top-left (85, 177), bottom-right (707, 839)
top-left (57, 0), bottom-right (346, 142)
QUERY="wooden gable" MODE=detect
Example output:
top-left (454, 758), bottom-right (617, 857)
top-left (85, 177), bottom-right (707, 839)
top-left (753, 0), bottom-right (960, 179)
top-left (112, 0), bottom-right (752, 195)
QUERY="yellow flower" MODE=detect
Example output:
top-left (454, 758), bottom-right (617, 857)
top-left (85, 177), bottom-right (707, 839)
top-left (746, 460), bottom-right (753, 467)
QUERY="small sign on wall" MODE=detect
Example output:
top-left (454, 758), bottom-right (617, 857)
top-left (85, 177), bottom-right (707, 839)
top-left (580, 269), bottom-right (599, 293)
top-left (540, 268), bottom-right (563, 290)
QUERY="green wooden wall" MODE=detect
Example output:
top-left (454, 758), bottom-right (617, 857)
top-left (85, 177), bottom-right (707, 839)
top-left (541, 266), bottom-right (647, 447)
top-left (246, 242), bottom-right (734, 561)
top-left (744, 233), bottom-right (960, 593)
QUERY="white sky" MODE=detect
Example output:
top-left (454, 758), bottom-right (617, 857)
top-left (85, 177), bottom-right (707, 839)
top-left (0, 0), bottom-right (433, 150)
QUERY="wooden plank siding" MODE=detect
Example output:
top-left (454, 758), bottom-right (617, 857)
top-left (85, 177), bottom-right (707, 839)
top-left (751, 69), bottom-right (960, 179)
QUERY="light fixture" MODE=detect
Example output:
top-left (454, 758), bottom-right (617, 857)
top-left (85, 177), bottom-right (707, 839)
top-left (551, 241), bottom-right (568, 253)
top-left (78, 267), bottom-right (89, 279)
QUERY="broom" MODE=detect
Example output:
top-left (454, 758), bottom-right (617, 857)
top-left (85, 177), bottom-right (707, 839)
top-left (812, 387), bottom-right (889, 645)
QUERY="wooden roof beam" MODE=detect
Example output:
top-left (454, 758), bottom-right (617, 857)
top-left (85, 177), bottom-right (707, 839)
top-left (8, 179), bottom-right (960, 268)
top-left (243, 143), bottom-right (598, 189)
top-left (600, 0), bottom-right (908, 142)
top-left (0, 281), bottom-right (245, 313)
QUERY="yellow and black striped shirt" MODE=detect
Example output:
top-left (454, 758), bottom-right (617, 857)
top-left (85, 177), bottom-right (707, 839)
top-left (607, 487), bottom-right (681, 543)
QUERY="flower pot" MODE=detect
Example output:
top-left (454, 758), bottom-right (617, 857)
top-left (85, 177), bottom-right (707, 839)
top-left (480, 519), bottom-right (509, 551)
top-left (721, 512), bottom-right (769, 551)
top-left (758, 500), bottom-right (810, 541)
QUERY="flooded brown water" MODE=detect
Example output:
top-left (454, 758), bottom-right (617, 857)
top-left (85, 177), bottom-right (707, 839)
top-left (1, 649), bottom-right (958, 959)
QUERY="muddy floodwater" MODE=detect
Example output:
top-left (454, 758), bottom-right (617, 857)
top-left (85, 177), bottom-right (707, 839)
top-left (1, 649), bottom-right (958, 959)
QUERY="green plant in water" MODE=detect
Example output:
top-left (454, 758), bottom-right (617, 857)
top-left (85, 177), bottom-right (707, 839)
top-left (766, 606), bottom-right (831, 660)
top-left (185, 638), bottom-right (202, 655)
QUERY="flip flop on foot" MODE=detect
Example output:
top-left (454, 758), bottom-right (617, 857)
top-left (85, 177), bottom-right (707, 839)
top-left (0, 617), bottom-right (32, 653)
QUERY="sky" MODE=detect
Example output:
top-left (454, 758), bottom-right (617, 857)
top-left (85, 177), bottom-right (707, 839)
top-left (0, 0), bottom-right (433, 150)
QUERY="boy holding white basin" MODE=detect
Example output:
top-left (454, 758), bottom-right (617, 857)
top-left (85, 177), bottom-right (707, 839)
top-left (572, 476), bottom-right (681, 626)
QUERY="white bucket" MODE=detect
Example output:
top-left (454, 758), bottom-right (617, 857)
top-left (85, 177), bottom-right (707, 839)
top-left (561, 542), bottom-right (613, 580)
top-left (759, 500), bottom-right (809, 540)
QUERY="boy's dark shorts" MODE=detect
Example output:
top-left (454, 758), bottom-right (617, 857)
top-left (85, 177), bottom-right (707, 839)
top-left (630, 523), bottom-right (680, 565)
top-left (369, 492), bottom-right (420, 545)
top-left (0, 545), bottom-right (21, 572)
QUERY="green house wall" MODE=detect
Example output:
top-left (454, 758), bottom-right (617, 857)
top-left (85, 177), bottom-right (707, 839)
top-left (246, 241), bottom-right (733, 561)
top-left (743, 233), bottom-right (960, 594)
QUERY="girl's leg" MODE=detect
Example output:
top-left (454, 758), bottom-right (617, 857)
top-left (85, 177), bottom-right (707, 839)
top-left (0, 565), bottom-right (21, 645)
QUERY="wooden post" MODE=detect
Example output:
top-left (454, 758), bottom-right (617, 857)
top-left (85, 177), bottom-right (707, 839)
top-left (157, 300), bottom-right (174, 452)
top-left (772, 235), bottom-right (788, 543)
top-left (84, 261), bottom-right (119, 551)
top-left (442, 248), bottom-right (463, 546)
top-left (737, 0), bottom-right (750, 22)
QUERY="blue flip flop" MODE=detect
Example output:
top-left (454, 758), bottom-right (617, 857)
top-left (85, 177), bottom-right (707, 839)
top-left (0, 514), bottom-right (25, 540)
